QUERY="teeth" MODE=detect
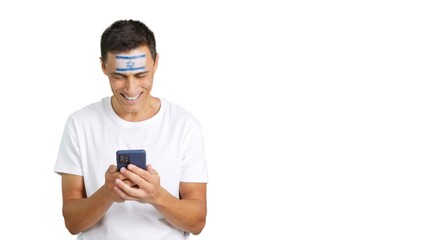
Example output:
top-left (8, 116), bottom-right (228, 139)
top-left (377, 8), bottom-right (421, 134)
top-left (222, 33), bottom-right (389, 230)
top-left (124, 94), bottom-right (139, 101)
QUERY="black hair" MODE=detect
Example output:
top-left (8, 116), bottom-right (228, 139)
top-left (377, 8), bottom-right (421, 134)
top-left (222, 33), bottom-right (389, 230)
top-left (100, 19), bottom-right (157, 63)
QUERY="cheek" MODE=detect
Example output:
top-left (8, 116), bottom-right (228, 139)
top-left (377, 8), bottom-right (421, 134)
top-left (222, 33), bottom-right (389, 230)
top-left (109, 79), bottom-right (123, 91)
top-left (141, 77), bottom-right (154, 89)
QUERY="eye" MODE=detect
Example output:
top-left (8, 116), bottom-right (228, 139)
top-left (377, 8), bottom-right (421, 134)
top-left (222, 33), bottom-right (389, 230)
top-left (136, 74), bottom-right (147, 79)
top-left (111, 75), bottom-right (125, 80)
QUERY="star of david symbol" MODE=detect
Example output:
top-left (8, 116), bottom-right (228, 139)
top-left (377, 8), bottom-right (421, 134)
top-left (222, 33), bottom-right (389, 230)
top-left (126, 60), bottom-right (135, 69)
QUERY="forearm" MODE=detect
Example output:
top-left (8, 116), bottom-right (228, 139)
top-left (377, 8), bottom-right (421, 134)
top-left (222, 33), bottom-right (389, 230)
top-left (153, 189), bottom-right (206, 235)
top-left (63, 185), bottom-right (114, 234)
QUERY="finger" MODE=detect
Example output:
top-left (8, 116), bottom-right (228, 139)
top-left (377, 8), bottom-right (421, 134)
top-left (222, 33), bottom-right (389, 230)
top-left (114, 178), bottom-right (140, 200)
top-left (146, 164), bottom-right (158, 175)
top-left (106, 166), bottom-right (127, 182)
top-left (125, 164), bottom-right (152, 181)
top-left (107, 164), bottom-right (117, 173)
top-left (113, 184), bottom-right (129, 200)
top-left (120, 167), bottom-right (150, 189)
top-left (126, 164), bottom-right (149, 176)
top-left (123, 179), bottom-right (138, 187)
top-left (116, 172), bottom-right (129, 181)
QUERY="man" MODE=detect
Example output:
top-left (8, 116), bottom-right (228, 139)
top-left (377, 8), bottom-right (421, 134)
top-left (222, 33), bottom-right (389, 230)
top-left (54, 19), bottom-right (208, 240)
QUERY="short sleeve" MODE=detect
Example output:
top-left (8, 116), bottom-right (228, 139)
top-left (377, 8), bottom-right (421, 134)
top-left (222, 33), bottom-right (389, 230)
top-left (180, 118), bottom-right (208, 183)
top-left (54, 116), bottom-right (83, 176)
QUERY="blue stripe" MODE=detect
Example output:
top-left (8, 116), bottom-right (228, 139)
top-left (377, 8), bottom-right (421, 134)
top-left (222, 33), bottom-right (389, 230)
top-left (116, 67), bottom-right (146, 72)
top-left (116, 54), bottom-right (146, 60)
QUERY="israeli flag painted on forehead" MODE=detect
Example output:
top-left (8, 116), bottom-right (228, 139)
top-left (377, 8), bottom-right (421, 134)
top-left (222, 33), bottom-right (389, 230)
top-left (115, 53), bottom-right (146, 73)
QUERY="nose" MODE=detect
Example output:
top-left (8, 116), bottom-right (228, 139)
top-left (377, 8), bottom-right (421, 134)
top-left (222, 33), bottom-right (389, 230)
top-left (124, 76), bottom-right (138, 94)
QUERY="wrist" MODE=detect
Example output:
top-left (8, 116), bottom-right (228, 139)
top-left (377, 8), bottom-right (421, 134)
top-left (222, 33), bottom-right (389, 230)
top-left (152, 187), bottom-right (171, 208)
top-left (100, 184), bottom-right (119, 204)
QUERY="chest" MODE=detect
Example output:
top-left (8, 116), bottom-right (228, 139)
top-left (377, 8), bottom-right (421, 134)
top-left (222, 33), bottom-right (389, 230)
top-left (79, 122), bottom-right (183, 197)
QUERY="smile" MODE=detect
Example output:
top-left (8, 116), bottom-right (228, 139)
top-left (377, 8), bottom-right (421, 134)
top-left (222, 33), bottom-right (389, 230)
top-left (122, 93), bottom-right (142, 101)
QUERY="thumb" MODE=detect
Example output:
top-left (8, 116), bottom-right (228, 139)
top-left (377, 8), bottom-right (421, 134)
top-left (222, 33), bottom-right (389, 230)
top-left (146, 164), bottom-right (158, 174)
top-left (108, 164), bottom-right (117, 173)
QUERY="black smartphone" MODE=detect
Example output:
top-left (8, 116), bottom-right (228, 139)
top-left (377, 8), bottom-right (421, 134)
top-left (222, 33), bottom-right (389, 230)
top-left (116, 149), bottom-right (146, 171)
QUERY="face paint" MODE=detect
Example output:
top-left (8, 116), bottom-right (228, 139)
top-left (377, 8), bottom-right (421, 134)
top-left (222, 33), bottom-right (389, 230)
top-left (115, 53), bottom-right (146, 73)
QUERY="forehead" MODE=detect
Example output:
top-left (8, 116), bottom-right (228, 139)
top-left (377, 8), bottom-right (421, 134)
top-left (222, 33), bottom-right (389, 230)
top-left (106, 47), bottom-right (151, 73)
top-left (107, 46), bottom-right (152, 62)
top-left (115, 53), bottom-right (146, 73)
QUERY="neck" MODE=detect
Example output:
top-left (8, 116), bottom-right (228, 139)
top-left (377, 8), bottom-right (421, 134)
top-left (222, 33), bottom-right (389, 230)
top-left (111, 95), bottom-right (161, 122)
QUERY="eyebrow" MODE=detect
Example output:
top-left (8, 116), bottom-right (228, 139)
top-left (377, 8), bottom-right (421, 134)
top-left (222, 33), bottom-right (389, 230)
top-left (111, 70), bottom-right (149, 76)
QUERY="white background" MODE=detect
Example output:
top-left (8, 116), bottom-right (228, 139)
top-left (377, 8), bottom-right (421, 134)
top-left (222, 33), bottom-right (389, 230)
top-left (0, 0), bottom-right (426, 239)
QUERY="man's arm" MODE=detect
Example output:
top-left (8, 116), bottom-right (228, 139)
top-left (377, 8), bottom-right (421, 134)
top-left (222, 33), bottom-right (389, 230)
top-left (114, 164), bottom-right (207, 235)
top-left (61, 165), bottom-right (124, 234)
top-left (153, 182), bottom-right (207, 235)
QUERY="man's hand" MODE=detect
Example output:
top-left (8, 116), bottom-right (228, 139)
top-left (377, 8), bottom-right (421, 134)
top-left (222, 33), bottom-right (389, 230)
top-left (113, 164), bottom-right (163, 204)
top-left (105, 164), bottom-right (137, 203)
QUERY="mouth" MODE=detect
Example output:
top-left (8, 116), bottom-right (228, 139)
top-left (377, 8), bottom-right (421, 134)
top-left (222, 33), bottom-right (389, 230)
top-left (121, 92), bottom-right (142, 102)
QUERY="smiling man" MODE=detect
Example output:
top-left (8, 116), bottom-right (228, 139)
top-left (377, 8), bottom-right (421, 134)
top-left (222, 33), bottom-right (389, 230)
top-left (54, 20), bottom-right (208, 240)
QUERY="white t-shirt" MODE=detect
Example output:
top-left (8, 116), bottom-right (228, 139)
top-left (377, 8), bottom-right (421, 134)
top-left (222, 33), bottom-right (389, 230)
top-left (54, 97), bottom-right (208, 240)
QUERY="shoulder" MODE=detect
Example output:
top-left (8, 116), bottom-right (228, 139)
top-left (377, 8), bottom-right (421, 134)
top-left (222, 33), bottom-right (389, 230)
top-left (66, 97), bottom-right (109, 124)
top-left (162, 98), bottom-right (201, 127)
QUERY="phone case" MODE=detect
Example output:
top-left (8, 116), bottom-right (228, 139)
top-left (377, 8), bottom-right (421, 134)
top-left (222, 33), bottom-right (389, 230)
top-left (116, 149), bottom-right (146, 171)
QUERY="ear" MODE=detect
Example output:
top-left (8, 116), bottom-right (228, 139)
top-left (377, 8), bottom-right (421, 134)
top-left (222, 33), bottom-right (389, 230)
top-left (100, 57), bottom-right (108, 76)
top-left (153, 53), bottom-right (159, 73)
